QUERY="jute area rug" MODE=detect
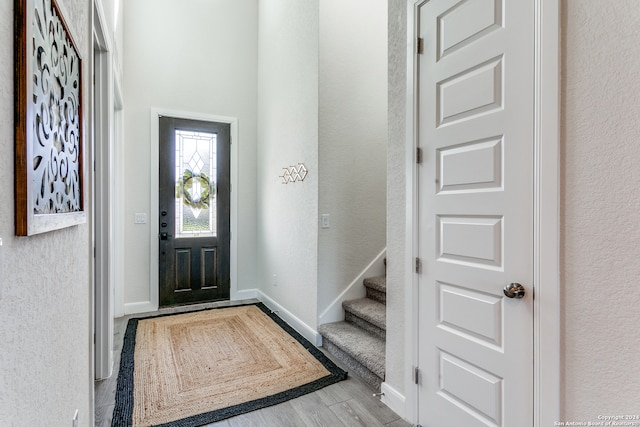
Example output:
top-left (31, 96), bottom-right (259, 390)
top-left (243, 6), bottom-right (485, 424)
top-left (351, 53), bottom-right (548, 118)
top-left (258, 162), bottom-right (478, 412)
top-left (111, 303), bottom-right (347, 427)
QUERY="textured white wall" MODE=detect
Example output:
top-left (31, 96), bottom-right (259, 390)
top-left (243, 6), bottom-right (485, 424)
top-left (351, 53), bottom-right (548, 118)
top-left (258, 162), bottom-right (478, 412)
top-left (256, 0), bottom-right (320, 329)
top-left (122, 0), bottom-right (258, 306)
top-left (562, 0), bottom-right (640, 418)
top-left (0, 0), bottom-right (92, 425)
top-left (317, 0), bottom-right (387, 318)
top-left (386, 0), bottom-right (407, 397)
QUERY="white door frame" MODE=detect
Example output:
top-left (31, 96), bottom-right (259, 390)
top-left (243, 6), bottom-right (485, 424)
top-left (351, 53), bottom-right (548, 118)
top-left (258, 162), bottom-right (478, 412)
top-left (404, 1), bottom-right (560, 425)
top-left (141, 109), bottom-right (239, 313)
top-left (113, 66), bottom-right (125, 318)
top-left (93, 0), bottom-right (114, 381)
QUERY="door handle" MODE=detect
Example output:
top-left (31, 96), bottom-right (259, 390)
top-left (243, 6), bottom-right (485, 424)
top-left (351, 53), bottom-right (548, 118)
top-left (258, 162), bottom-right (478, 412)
top-left (160, 232), bottom-right (171, 240)
top-left (503, 283), bottom-right (526, 299)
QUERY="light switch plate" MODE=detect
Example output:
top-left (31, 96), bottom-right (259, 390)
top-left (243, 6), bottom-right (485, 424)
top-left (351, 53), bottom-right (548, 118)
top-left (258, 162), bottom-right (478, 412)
top-left (134, 213), bottom-right (147, 224)
top-left (321, 214), bottom-right (330, 229)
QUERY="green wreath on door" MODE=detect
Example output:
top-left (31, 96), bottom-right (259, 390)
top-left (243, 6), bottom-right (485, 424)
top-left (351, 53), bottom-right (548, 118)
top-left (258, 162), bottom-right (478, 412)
top-left (176, 169), bottom-right (215, 210)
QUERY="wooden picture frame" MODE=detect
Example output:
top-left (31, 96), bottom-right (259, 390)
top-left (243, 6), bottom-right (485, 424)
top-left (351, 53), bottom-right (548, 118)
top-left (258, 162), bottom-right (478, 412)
top-left (14, 0), bottom-right (85, 236)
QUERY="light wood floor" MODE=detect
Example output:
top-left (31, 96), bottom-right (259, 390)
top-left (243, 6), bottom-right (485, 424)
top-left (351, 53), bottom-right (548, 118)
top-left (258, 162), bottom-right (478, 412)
top-left (94, 299), bottom-right (411, 427)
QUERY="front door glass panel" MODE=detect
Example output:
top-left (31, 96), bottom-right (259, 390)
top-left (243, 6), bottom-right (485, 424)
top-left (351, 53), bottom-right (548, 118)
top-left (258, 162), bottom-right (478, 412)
top-left (174, 129), bottom-right (217, 238)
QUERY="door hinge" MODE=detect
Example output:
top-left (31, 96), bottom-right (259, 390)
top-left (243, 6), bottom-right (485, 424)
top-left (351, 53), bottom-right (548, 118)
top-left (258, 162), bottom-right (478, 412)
top-left (416, 147), bottom-right (423, 164)
top-left (415, 257), bottom-right (421, 274)
top-left (417, 37), bottom-right (424, 54)
top-left (413, 366), bottom-right (420, 384)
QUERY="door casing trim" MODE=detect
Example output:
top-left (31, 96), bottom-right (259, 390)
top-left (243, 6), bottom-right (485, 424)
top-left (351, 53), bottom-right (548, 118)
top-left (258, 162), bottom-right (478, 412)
top-left (404, 1), bottom-right (560, 425)
top-left (146, 108), bottom-right (238, 312)
top-left (93, 0), bottom-right (114, 382)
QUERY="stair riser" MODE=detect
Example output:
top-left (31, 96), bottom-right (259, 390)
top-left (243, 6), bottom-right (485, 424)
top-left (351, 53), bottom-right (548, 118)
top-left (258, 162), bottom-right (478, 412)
top-left (365, 288), bottom-right (386, 304)
top-left (345, 312), bottom-right (386, 339)
top-left (322, 338), bottom-right (383, 391)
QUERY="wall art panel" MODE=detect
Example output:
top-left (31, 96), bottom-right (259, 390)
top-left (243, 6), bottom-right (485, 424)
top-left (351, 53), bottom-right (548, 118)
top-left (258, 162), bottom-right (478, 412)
top-left (14, 0), bottom-right (85, 235)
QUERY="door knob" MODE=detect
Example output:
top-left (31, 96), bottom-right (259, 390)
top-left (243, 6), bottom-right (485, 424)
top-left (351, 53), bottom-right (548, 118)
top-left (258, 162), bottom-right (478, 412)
top-left (503, 283), bottom-right (526, 299)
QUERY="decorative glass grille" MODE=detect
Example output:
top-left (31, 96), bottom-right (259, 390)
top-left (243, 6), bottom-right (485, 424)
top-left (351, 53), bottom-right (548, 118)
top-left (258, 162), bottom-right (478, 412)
top-left (174, 130), bottom-right (217, 238)
top-left (32, 0), bottom-right (82, 215)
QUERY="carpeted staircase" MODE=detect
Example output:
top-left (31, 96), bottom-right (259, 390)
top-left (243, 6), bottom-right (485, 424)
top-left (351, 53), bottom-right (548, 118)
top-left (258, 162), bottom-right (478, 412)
top-left (318, 275), bottom-right (386, 391)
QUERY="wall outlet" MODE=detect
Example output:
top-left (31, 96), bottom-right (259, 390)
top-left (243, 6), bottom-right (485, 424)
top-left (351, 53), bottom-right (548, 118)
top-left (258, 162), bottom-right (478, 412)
top-left (72, 409), bottom-right (79, 427)
top-left (321, 214), bottom-right (330, 229)
top-left (134, 213), bottom-right (147, 224)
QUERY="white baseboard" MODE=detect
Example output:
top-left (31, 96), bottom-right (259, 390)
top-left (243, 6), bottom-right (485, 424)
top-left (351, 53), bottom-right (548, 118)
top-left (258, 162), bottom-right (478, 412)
top-left (232, 289), bottom-right (259, 301)
top-left (252, 290), bottom-right (322, 346)
top-left (381, 382), bottom-right (406, 420)
top-left (124, 301), bottom-right (157, 315)
top-left (318, 248), bottom-right (386, 325)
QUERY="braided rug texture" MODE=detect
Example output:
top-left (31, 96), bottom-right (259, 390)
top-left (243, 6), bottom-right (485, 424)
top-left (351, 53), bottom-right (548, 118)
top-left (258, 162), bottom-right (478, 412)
top-left (111, 303), bottom-right (347, 427)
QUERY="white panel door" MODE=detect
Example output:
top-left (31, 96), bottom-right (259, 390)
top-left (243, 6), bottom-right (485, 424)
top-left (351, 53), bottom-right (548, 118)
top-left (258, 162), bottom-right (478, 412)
top-left (417, 0), bottom-right (534, 426)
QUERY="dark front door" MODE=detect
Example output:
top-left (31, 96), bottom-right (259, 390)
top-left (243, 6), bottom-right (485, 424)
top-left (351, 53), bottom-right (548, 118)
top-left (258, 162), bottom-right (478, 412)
top-left (159, 116), bottom-right (230, 306)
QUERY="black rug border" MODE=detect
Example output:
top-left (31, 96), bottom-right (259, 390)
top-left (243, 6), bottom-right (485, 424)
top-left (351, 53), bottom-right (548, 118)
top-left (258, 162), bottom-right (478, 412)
top-left (111, 302), bottom-right (348, 427)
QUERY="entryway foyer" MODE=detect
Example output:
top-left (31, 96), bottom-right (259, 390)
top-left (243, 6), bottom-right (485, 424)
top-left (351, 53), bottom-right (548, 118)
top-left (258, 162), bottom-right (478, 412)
top-left (5, 0), bottom-right (640, 426)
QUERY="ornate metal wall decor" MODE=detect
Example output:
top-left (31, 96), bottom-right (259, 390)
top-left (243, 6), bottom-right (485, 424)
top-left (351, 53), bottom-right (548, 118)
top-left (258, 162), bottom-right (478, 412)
top-left (14, 0), bottom-right (85, 235)
top-left (279, 163), bottom-right (308, 184)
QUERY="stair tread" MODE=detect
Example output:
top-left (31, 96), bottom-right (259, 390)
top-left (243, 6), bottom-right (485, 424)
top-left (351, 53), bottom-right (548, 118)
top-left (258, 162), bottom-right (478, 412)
top-left (318, 321), bottom-right (385, 378)
top-left (363, 276), bottom-right (386, 293)
top-left (343, 298), bottom-right (386, 330)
